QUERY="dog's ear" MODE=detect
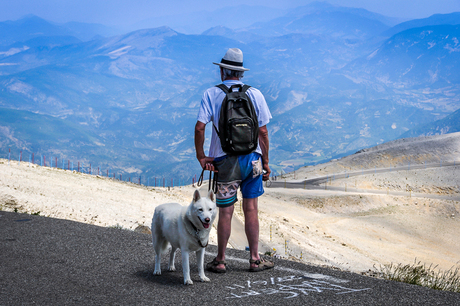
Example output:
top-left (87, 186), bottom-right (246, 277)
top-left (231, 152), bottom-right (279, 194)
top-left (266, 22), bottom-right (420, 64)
top-left (193, 189), bottom-right (201, 202)
top-left (207, 190), bottom-right (215, 202)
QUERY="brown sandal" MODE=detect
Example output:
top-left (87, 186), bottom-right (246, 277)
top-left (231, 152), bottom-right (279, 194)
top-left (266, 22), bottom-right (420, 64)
top-left (249, 258), bottom-right (274, 272)
top-left (206, 257), bottom-right (227, 273)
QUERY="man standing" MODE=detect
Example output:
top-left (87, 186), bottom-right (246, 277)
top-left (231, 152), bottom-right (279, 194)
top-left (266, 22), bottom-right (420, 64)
top-left (194, 48), bottom-right (274, 272)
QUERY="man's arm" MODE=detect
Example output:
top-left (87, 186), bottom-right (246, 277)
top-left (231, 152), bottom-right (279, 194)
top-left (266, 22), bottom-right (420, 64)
top-left (258, 125), bottom-right (271, 181)
top-left (194, 121), bottom-right (216, 171)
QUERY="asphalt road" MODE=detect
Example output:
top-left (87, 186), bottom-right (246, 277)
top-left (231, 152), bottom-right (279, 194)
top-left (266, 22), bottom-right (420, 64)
top-left (1, 211), bottom-right (458, 305)
top-left (266, 162), bottom-right (460, 201)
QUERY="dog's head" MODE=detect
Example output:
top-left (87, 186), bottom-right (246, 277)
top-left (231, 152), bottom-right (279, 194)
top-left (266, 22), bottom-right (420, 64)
top-left (187, 189), bottom-right (217, 230)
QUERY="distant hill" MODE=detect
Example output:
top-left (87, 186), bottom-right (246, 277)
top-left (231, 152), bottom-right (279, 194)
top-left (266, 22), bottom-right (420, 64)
top-left (0, 15), bottom-right (71, 46)
top-left (244, 2), bottom-right (391, 39)
top-left (281, 2), bottom-right (399, 26)
top-left (401, 108), bottom-right (460, 138)
top-left (1, 35), bottom-right (81, 51)
top-left (201, 26), bottom-right (262, 43)
top-left (131, 5), bottom-right (286, 35)
top-left (60, 21), bottom-right (120, 41)
top-left (0, 15), bottom-right (119, 47)
top-left (289, 131), bottom-right (460, 180)
top-left (344, 24), bottom-right (460, 87)
top-left (0, 107), bottom-right (192, 178)
top-left (383, 12), bottom-right (460, 37)
top-left (0, 107), bottom-right (106, 162)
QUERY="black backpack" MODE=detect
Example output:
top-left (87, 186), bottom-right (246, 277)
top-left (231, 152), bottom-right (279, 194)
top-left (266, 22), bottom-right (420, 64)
top-left (214, 84), bottom-right (259, 155)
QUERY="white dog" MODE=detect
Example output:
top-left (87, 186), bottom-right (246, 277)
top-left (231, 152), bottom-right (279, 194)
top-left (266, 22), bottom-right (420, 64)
top-left (151, 189), bottom-right (217, 285)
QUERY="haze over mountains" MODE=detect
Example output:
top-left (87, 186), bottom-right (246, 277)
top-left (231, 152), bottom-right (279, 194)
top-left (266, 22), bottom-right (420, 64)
top-left (1, 2), bottom-right (460, 181)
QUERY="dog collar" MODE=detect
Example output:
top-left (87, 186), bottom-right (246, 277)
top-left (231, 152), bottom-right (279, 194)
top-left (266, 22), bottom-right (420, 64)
top-left (186, 216), bottom-right (209, 248)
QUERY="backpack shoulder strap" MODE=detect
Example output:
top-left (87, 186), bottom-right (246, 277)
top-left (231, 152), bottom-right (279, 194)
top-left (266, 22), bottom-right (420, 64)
top-left (215, 84), bottom-right (229, 94)
top-left (213, 122), bottom-right (220, 137)
top-left (216, 83), bottom-right (251, 93)
top-left (213, 84), bottom-right (229, 136)
top-left (241, 84), bottom-right (251, 93)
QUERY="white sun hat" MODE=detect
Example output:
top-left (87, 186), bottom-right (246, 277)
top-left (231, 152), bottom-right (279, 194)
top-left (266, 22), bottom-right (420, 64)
top-left (213, 48), bottom-right (249, 71)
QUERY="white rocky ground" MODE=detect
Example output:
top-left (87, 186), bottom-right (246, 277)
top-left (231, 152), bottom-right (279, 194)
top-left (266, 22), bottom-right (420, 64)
top-left (1, 132), bottom-right (459, 274)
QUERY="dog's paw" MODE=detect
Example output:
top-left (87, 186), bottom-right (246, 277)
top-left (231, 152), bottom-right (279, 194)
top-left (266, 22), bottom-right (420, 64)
top-left (200, 275), bottom-right (211, 282)
top-left (153, 270), bottom-right (161, 276)
top-left (168, 267), bottom-right (176, 272)
top-left (184, 279), bottom-right (193, 285)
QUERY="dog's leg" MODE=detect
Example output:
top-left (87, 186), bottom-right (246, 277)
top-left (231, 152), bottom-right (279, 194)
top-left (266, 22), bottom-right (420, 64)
top-left (196, 248), bottom-right (210, 282)
top-left (168, 247), bottom-right (177, 272)
top-left (181, 250), bottom-right (193, 285)
top-left (152, 220), bottom-right (162, 276)
top-left (153, 244), bottom-right (162, 275)
top-left (153, 237), bottom-right (168, 275)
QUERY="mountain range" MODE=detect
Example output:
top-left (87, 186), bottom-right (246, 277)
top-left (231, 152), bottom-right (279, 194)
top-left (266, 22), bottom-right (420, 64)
top-left (1, 2), bottom-right (460, 181)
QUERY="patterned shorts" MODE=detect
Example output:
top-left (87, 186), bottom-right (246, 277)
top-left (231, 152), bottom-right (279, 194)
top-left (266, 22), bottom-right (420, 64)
top-left (213, 152), bottom-right (264, 207)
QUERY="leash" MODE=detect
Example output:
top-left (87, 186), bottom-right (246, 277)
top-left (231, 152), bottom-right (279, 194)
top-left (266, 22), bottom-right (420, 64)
top-left (197, 168), bottom-right (218, 194)
top-left (192, 168), bottom-right (217, 248)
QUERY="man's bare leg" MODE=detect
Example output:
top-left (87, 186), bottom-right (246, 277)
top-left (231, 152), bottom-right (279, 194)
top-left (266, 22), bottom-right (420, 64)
top-left (215, 205), bottom-right (234, 270)
top-left (243, 197), bottom-right (260, 268)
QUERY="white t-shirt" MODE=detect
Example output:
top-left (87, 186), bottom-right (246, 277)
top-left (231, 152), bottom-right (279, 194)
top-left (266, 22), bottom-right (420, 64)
top-left (197, 80), bottom-right (272, 158)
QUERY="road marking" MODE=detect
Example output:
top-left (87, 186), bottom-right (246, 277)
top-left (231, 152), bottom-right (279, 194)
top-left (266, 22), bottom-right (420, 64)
top-left (206, 251), bottom-right (349, 283)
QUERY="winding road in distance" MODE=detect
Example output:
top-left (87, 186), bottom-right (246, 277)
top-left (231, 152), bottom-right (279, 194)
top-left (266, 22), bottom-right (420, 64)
top-left (266, 161), bottom-right (460, 202)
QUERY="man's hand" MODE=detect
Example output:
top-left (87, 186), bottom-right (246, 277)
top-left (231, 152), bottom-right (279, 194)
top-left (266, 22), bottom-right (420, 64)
top-left (198, 156), bottom-right (217, 172)
top-left (262, 163), bottom-right (271, 181)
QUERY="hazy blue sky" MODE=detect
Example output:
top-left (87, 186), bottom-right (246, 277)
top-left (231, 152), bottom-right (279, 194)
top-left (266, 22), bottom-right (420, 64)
top-left (2, 0), bottom-right (460, 26)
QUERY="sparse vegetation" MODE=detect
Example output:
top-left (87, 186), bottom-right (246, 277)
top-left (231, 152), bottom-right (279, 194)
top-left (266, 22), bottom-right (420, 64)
top-left (377, 260), bottom-right (460, 293)
top-left (110, 223), bottom-right (129, 230)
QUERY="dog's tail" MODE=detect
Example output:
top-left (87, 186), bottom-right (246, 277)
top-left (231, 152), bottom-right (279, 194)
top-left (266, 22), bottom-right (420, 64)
top-left (151, 219), bottom-right (169, 254)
